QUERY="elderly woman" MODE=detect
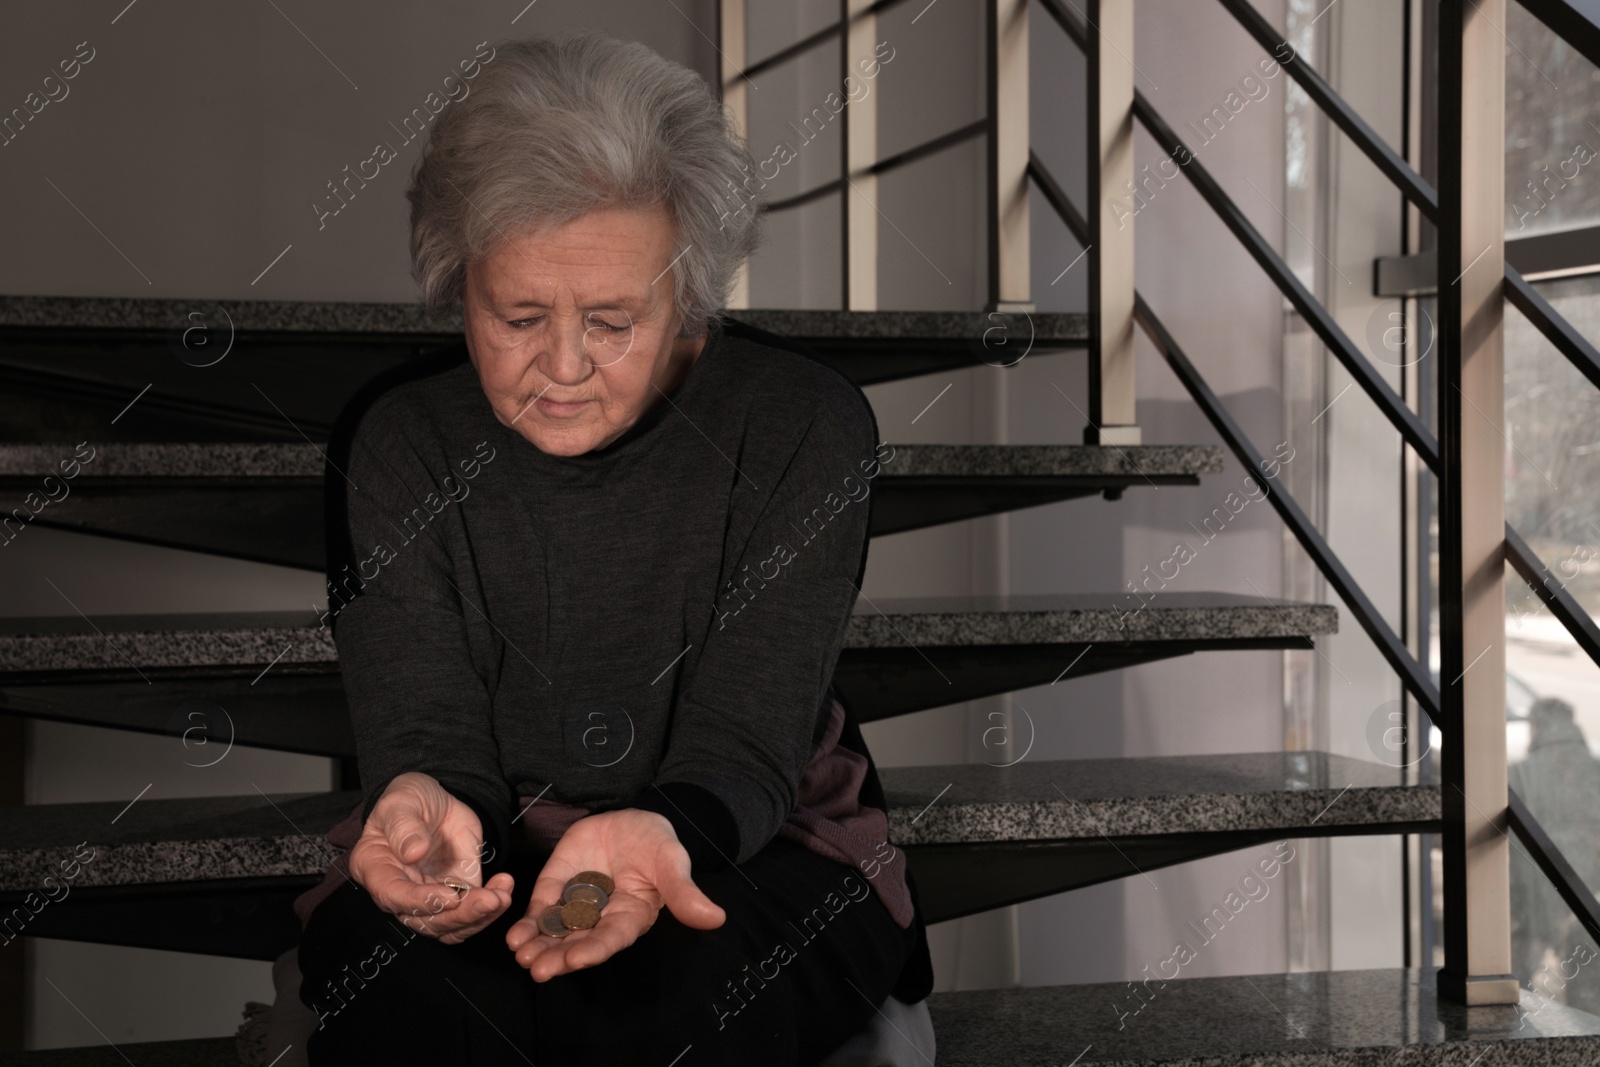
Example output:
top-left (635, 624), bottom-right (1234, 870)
top-left (293, 30), bottom-right (932, 1067)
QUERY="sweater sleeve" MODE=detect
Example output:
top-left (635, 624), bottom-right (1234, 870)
top-left (331, 396), bottom-right (513, 861)
top-left (630, 385), bottom-right (882, 866)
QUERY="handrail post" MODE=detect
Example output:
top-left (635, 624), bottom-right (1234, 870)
top-left (718, 0), bottom-right (751, 310)
top-left (1436, 0), bottom-right (1517, 1006)
top-left (845, 0), bottom-right (880, 311)
top-left (1085, 0), bottom-right (1139, 444)
top-left (988, 0), bottom-right (1031, 315)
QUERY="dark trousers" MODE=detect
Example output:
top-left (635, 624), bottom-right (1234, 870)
top-left (298, 836), bottom-right (918, 1066)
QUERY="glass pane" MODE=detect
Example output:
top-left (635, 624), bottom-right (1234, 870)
top-left (1505, 5), bottom-right (1600, 236)
top-left (1498, 275), bottom-right (1600, 999)
top-left (1505, 276), bottom-right (1600, 563)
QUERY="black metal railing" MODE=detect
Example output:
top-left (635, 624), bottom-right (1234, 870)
top-left (734, 0), bottom-right (1600, 973)
top-left (1034, 0), bottom-right (1443, 716)
top-left (1039, 0), bottom-right (1600, 970)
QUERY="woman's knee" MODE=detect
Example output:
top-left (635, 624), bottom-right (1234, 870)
top-left (299, 882), bottom-right (533, 1058)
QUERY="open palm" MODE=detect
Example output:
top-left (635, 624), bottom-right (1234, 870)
top-left (348, 771), bottom-right (515, 944)
top-left (505, 807), bottom-right (726, 981)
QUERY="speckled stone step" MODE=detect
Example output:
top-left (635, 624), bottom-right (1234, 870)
top-left (0, 594), bottom-right (1334, 679)
top-left (881, 751), bottom-right (1435, 846)
top-left (844, 592), bottom-right (1335, 648)
top-left (0, 790), bottom-right (352, 893)
top-left (0, 297), bottom-right (1091, 344)
top-left (724, 309), bottom-right (1088, 383)
top-left (888, 443), bottom-right (1222, 478)
top-left (0, 612), bottom-right (339, 678)
top-left (0, 1036), bottom-right (237, 1066)
top-left (5, 971), bottom-right (1594, 1065)
top-left (727, 308), bottom-right (1087, 342)
top-left (0, 441), bottom-right (1222, 479)
top-left (0, 294), bottom-right (458, 333)
top-left (0, 442), bottom-right (323, 478)
top-left (0, 438), bottom-right (1226, 563)
top-left (0, 297), bottom-right (1082, 402)
top-left (0, 752), bottom-right (1411, 893)
top-left (927, 968), bottom-right (1600, 1066)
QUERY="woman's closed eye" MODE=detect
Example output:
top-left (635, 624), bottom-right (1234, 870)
top-left (586, 314), bottom-right (631, 333)
top-left (504, 314), bottom-right (631, 332)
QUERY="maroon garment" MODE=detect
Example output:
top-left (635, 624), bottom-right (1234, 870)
top-left (292, 698), bottom-right (912, 930)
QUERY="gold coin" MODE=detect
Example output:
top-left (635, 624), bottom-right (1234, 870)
top-left (568, 870), bottom-right (614, 896)
top-left (561, 899), bottom-right (601, 930)
top-left (562, 883), bottom-right (609, 909)
top-left (537, 905), bottom-right (570, 937)
top-left (442, 878), bottom-right (472, 894)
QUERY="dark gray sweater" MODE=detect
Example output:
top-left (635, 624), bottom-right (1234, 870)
top-left (330, 321), bottom-right (888, 872)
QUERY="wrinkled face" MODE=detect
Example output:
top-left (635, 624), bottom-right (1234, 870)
top-left (462, 203), bottom-right (706, 456)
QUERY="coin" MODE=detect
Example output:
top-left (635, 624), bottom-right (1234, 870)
top-left (562, 883), bottom-right (609, 910)
top-left (537, 905), bottom-right (570, 938)
top-left (442, 878), bottom-right (472, 895)
top-left (560, 899), bottom-right (601, 930)
top-left (569, 870), bottom-right (614, 896)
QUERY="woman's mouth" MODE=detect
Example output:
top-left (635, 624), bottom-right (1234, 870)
top-left (536, 396), bottom-right (590, 418)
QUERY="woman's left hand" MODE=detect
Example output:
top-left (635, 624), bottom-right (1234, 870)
top-left (505, 808), bottom-right (726, 981)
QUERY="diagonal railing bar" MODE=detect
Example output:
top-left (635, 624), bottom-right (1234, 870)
top-left (1518, 0), bottom-right (1600, 73)
top-left (1039, 0), bottom-right (1439, 471)
top-left (765, 179), bottom-right (844, 215)
top-left (1131, 93), bottom-right (1442, 473)
top-left (762, 119), bottom-right (988, 216)
top-left (1505, 265), bottom-right (1600, 393)
top-left (872, 118), bottom-right (988, 177)
top-left (1037, 0), bottom-right (1088, 50)
top-left (1028, 152), bottom-right (1090, 246)
top-left (739, 22), bottom-right (842, 83)
top-left (1508, 787), bottom-right (1600, 946)
top-left (730, 0), bottom-right (920, 84)
top-left (1505, 523), bottom-right (1600, 670)
top-left (1048, 0), bottom-right (1600, 427)
top-left (1036, 0), bottom-right (1600, 972)
top-left (1026, 154), bottom-right (1440, 720)
top-left (1134, 291), bottom-right (1442, 723)
top-left (1214, 0), bottom-right (1440, 220)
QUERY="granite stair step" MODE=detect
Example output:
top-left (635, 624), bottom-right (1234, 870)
top-left (0, 296), bottom-right (462, 445)
top-left (5, 970), bottom-right (1594, 1064)
top-left (882, 750), bottom-right (1435, 922)
top-left (0, 1037), bottom-right (238, 1066)
top-left (0, 300), bottom-right (1080, 454)
top-left (839, 592), bottom-right (1335, 720)
top-left (724, 308), bottom-right (1088, 384)
top-left (0, 594), bottom-right (1335, 749)
top-left (926, 968), bottom-right (1600, 1066)
top-left (9, 970), bottom-right (1596, 1065)
top-left (0, 441), bottom-right (1222, 567)
top-left (872, 443), bottom-right (1223, 535)
top-left (0, 751), bottom-right (1420, 954)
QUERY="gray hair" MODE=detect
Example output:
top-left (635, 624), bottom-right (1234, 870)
top-left (407, 31), bottom-right (761, 336)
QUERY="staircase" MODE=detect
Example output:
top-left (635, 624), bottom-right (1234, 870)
top-left (4, 0), bottom-right (1599, 1059)
top-left (0, 291), bottom-right (1535, 1067)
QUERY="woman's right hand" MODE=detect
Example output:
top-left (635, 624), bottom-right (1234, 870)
top-left (347, 771), bottom-right (515, 944)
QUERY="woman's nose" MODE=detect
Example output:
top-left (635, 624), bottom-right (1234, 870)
top-left (539, 316), bottom-right (598, 384)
